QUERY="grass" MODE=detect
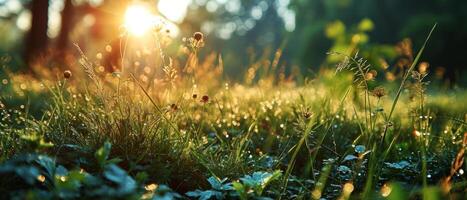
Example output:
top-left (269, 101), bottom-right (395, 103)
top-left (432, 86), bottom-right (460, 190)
top-left (0, 26), bottom-right (466, 199)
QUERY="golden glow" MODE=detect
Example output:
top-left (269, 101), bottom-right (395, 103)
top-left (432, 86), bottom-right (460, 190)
top-left (343, 182), bottom-right (354, 194)
top-left (145, 183), bottom-right (158, 191)
top-left (158, 0), bottom-right (191, 23)
top-left (380, 183), bottom-right (392, 197)
top-left (124, 5), bottom-right (155, 36)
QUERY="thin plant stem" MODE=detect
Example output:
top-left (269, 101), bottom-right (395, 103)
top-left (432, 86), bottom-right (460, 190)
top-left (380, 24), bottom-right (437, 149)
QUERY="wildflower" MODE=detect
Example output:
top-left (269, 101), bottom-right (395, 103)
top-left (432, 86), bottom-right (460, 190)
top-left (193, 32), bottom-right (204, 41)
top-left (371, 87), bottom-right (386, 99)
top-left (201, 95), bottom-right (209, 103)
top-left (63, 70), bottom-right (72, 79)
top-left (192, 94), bottom-right (198, 99)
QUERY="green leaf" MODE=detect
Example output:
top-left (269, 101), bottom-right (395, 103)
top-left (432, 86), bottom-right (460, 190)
top-left (239, 171), bottom-right (282, 196)
top-left (232, 182), bottom-right (247, 200)
top-left (15, 166), bottom-right (40, 184)
top-left (95, 141), bottom-right (112, 168)
top-left (153, 184), bottom-right (182, 200)
top-left (343, 155), bottom-right (358, 162)
top-left (385, 161), bottom-right (411, 170)
top-left (207, 176), bottom-right (222, 190)
top-left (355, 145), bottom-right (366, 154)
top-left (103, 164), bottom-right (136, 195)
top-left (35, 155), bottom-right (56, 179)
top-left (107, 158), bottom-right (123, 165)
top-left (186, 190), bottom-right (223, 200)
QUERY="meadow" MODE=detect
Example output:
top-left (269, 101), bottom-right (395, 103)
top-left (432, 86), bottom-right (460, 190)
top-left (0, 23), bottom-right (466, 200)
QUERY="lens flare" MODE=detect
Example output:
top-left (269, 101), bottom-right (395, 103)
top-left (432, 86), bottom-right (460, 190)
top-left (124, 5), bottom-right (155, 36)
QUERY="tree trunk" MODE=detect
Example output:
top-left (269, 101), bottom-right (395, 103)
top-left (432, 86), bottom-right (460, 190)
top-left (57, 0), bottom-right (73, 51)
top-left (54, 0), bottom-right (75, 66)
top-left (26, 0), bottom-right (49, 65)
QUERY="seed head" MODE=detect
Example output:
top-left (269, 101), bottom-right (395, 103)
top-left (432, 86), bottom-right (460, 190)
top-left (170, 103), bottom-right (178, 111)
top-left (300, 107), bottom-right (312, 119)
top-left (303, 112), bottom-right (312, 119)
top-left (193, 32), bottom-right (204, 41)
top-left (371, 87), bottom-right (386, 99)
top-left (200, 95), bottom-right (209, 103)
top-left (192, 94), bottom-right (198, 99)
top-left (64, 70), bottom-right (72, 79)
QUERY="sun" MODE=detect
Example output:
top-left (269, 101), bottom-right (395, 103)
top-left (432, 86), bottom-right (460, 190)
top-left (124, 5), bottom-right (155, 36)
top-left (157, 0), bottom-right (191, 23)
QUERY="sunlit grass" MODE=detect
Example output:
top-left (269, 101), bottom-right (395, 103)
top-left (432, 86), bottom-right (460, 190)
top-left (0, 16), bottom-right (465, 200)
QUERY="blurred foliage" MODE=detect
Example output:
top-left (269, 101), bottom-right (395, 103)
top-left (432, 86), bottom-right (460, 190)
top-left (0, 141), bottom-right (182, 199)
top-left (0, 0), bottom-right (466, 86)
top-left (179, 0), bottom-right (467, 85)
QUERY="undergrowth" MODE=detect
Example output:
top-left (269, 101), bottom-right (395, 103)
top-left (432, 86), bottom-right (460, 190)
top-left (0, 24), bottom-right (466, 200)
